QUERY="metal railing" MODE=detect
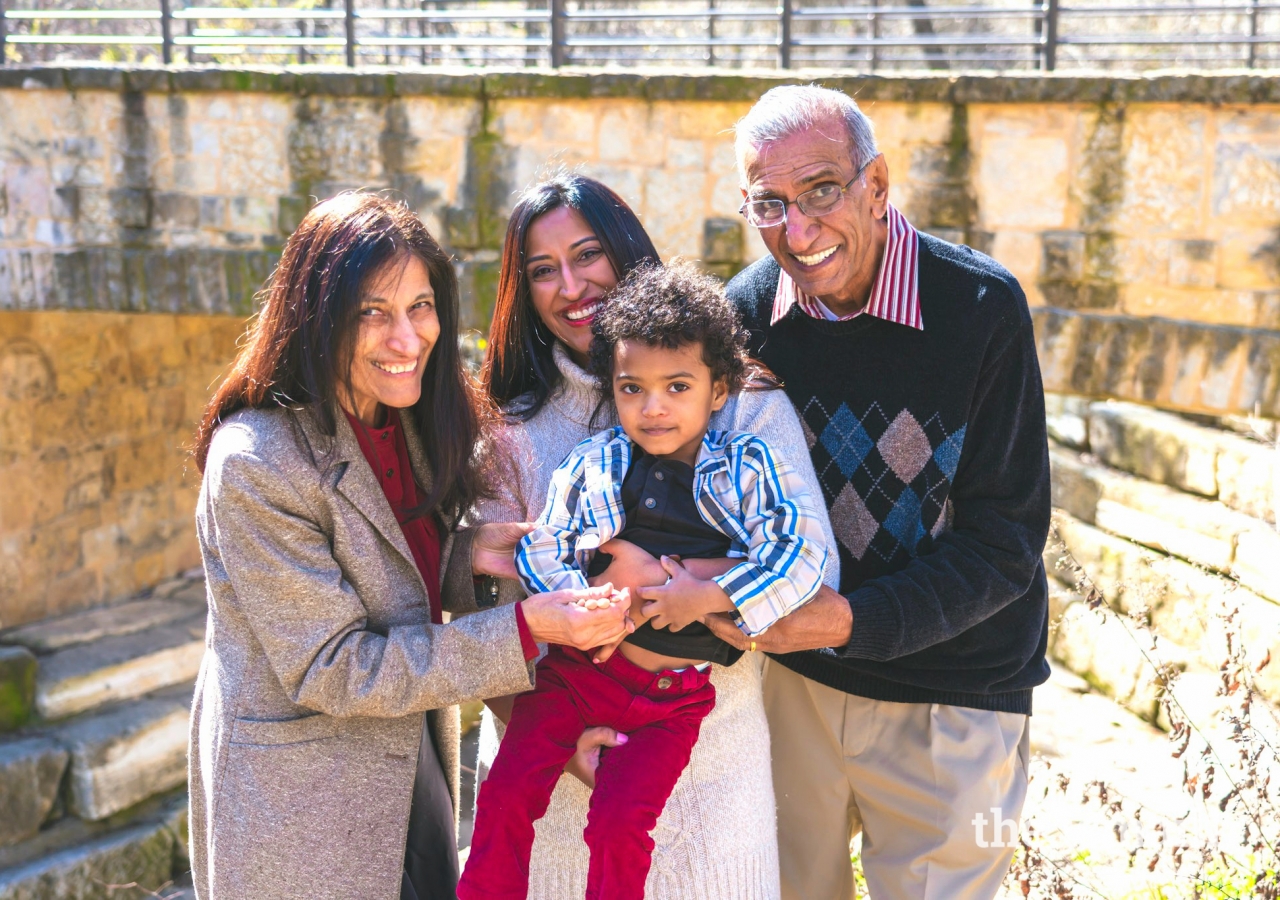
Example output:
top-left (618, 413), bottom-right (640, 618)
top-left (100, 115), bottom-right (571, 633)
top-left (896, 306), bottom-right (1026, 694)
top-left (2, 1), bottom-right (1279, 71)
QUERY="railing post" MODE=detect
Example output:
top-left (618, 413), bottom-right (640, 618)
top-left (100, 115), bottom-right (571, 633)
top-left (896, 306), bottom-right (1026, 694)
top-left (344, 0), bottom-right (356, 66)
top-left (159, 0), bottom-right (174, 64)
top-left (707, 0), bottom-right (716, 67)
top-left (550, 0), bottom-right (566, 67)
top-left (1248, 0), bottom-right (1260, 68)
top-left (778, 0), bottom-right (792, 69)
top-left (869, 0), bottom-right (878, 71)
top-left (1044, 0), bottom-right (1059, 71)
top-left (1, 0), bottom-right (8, 66)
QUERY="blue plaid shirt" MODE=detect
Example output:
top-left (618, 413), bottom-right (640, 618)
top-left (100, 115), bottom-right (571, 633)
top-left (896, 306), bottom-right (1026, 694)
top-left (516, 425), bottom-right (829, 637)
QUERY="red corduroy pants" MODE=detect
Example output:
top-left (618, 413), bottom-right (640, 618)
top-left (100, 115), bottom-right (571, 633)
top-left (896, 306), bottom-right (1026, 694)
top-left (458, 644), bottom-right (716, 900)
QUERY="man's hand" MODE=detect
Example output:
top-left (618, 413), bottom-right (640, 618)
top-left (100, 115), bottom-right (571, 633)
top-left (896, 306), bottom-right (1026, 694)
top-left (639, 556), bottom-right (735, 632)
top-left (471, 522), bottom-right (534, 579)
top-left (703, 585), bottom-right (853, 654)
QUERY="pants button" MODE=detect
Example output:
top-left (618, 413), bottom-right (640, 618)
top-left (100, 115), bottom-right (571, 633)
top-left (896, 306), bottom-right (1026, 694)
top-left (657, 676), bottom-right (673, 690)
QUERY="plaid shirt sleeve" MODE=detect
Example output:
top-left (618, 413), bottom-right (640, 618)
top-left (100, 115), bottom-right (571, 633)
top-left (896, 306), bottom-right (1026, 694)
top-left (514, 438), bottom-right (599, 596)
top-left (711, 435), bottom-right (829, 636)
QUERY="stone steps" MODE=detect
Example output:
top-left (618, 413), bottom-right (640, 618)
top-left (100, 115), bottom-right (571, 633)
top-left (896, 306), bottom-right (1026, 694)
top-left (1047, 509), bottom-right (1280, 705)
top-left (1050, 446), bottom-right (1280, 603)
top-left (0, 819), bottom-right (177, 900)
top-left (1047, 396), bottom-right (1277, 525)
top-left (30, 620), bottom-right (205, 722)
top-left (0, 577), bottom-right (205, 899)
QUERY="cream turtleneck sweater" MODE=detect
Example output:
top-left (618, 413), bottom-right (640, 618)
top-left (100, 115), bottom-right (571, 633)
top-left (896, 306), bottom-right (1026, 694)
top-left (473, 344), bottom-right (838, 900)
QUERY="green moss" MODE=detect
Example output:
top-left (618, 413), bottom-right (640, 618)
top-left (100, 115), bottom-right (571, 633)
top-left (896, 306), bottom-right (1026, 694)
top-left (0, 647), bottom-right (37, 733)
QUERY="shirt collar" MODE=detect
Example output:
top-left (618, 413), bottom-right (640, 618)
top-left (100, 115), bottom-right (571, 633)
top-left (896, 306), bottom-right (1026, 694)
top-left (770, 203), bottom-right (923, 330)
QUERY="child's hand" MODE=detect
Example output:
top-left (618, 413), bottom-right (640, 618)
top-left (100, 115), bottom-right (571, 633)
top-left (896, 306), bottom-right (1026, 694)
top-left (639, 556), bottom-right (735, 632)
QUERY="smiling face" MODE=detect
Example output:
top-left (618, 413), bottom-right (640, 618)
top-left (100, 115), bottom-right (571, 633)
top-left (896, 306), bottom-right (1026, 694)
top-left (524, 206), bottom-right (620, 366)
top-left (741, 120), bottom-right (891, 317)
top-left (342, 254), bottom-right (440, 428)
top-left (612, 340), bottom-right (729, 467)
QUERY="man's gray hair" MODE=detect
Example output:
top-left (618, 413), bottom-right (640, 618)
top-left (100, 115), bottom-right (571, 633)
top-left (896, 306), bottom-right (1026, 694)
top-left (733, 84), bottom-right (878, 174)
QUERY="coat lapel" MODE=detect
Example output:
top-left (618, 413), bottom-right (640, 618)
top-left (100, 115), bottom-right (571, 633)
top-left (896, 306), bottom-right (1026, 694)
top-left (312, 408), bottom-right (427, 594)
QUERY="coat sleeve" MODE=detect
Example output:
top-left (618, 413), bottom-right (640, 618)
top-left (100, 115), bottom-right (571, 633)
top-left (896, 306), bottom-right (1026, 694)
top-left (203, 440), bottom-right (535, 718)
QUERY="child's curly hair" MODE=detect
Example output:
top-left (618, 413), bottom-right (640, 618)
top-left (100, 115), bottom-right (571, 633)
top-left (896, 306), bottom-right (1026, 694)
top-left (589, 260), bottom-right (772, 398)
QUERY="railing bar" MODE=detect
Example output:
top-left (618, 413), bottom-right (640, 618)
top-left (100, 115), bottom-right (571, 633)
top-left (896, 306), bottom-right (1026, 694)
top-left (173, 35), bottom-right (347, 46)
top-left (567, 10), bottom-right (779, 20)
top-left (793, 7), bottom-right (1045, 18)
top-left (4, 9), bottom-right (163, 19)
top-left (7, 35), bottom-right (165, 44)
top-left (357, 10), bottom-right (549, 20)
top-left (793, 35), bottom-right (1045, 47)
top-left (175, 9), bottom-right (345, 19)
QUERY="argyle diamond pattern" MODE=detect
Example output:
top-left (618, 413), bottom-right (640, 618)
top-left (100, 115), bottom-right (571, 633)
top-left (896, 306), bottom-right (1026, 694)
top-left (802, 398), bottom-right (966, 565)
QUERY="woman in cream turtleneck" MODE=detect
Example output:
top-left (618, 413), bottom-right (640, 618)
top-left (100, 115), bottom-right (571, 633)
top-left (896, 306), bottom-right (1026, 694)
top-left (474, 174), bottom-right (839, 899)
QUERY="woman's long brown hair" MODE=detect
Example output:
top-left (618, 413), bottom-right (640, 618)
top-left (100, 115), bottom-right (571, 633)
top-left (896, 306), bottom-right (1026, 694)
top-left (481, 173), bottom-right (660, 420)
top-left (194, 192), bottom-right (489, 522)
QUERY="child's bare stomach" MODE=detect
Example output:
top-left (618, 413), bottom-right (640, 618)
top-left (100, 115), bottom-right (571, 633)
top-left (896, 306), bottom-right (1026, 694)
top-left (617, 640), bottom-right (707, 673)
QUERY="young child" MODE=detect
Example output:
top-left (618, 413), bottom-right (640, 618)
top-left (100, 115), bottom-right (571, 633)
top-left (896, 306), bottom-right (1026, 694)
top-left (457, 261), bottom-right (829, 900)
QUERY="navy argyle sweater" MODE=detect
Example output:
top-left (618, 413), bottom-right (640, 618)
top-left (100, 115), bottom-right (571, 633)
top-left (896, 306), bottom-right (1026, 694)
top-left (727, 233), bottom-right (1051, 714)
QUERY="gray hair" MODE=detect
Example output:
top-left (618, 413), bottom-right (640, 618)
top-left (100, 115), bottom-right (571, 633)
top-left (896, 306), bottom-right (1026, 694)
top-left (733, 85), bottom-right (878, 175)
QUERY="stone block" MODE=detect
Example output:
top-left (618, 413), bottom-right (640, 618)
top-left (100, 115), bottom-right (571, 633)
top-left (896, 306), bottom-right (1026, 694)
top-left (1087, 402), bottom-right (1220, 496)
top-left (1215, 433), bottom-right (1277, 525)
top-left (1233, 527), bottom-right (1280, 605)
top-left (108, 189), bottom-right (151, 229)
top-left (55, 690), bottom-right (191, 822)
top-left (1045, 393), bottom-right (1090, 449)
top-left (0, 648), bottom-right (37, 733)
top-left (162, 795), bottom-right (189, 869)
top-left (1050, 447), bottom-right (1254, 572)
top-left (0, 821), bottom-right (175, 900)
top-left (1040, 231), bottom-right (1085, 283)
top-left (1050, 595), bottom-right (1184, 723)
top-left (0, 596), bottom-right (206, 654)
top-left (35, 616), bottom-right (205, 721)
top-left (0, 739), bottom-right (68, 847)
top-left (977, 134), bottom-right (1069, 229)
top-left (154, 194), bottom-right (200, 230)
top-left (702, 218), bottom-right (743, 266)
top-left (1049, 510), bottom-right (1280, 705)
top-left (1168, 240), bottom-right (1217, 289)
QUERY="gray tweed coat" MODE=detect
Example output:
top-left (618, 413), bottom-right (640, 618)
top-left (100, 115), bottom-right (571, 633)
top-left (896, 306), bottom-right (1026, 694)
top-left (189, 405), bottom-right (535, 900)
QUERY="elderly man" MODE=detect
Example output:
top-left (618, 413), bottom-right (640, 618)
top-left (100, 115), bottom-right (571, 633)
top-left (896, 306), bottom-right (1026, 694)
top-left (713, 85), bottom-right (1052, 899)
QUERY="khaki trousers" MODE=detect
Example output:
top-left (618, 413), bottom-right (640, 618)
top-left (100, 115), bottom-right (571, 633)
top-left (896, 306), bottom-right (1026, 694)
top-left (763, 660), bottom-right (1030, 900)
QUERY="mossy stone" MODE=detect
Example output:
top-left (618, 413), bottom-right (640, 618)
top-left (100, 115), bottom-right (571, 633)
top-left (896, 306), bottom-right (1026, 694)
top-left (0, 646), bottom-right (37, 732)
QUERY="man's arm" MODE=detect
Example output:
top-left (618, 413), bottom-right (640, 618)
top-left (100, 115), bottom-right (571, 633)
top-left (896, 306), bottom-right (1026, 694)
top-left (703, 584), bottom-right (852, 652)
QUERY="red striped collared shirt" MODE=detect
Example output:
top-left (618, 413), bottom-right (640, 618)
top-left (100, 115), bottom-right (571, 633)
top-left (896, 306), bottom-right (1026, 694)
top-left (770, 203), bottom-right (923, 330)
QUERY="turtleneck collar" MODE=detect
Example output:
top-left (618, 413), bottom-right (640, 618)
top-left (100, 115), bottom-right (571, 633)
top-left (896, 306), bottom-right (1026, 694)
top-left (550, 342), bottom-right (607, 428)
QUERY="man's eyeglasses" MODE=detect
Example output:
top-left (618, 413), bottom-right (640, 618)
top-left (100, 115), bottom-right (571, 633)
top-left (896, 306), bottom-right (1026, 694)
top-left (739, 158), bottom-right (874, 229)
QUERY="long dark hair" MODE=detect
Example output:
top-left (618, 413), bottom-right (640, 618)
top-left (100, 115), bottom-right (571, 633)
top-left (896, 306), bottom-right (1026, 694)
top-left (481, 173), bottom-right (660, 420)
top-left (194, 191), bottom-right (490, 522)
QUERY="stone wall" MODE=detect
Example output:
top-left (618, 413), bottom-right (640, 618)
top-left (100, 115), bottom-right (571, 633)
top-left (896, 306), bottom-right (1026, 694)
top-left (1, 66), bottom-right (1279, 627)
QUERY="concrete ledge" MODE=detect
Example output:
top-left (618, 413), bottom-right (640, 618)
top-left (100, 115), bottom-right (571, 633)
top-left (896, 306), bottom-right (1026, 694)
top-left (7, 64), bottom-right (1280, 104)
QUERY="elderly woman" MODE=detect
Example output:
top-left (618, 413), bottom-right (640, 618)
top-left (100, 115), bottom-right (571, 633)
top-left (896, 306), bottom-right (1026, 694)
top-left (189, 193), bottom-right (629, 900)
top-left (475, 173), bottom-right (841, 899)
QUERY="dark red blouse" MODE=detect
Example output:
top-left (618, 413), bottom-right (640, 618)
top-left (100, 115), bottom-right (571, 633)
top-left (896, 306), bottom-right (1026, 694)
top-left (345, 408), bottom-right (444, 623)
top-left (345, 408), bottom-right (538, 659)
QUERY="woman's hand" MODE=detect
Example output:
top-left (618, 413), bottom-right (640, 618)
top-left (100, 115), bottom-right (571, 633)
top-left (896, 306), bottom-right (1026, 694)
top-left (638, 556), bottom-right (734, 632)
top-left (702, 585), bottom-right (853, 653)
top-left (520, 584), bottom-right (633, 651)
top-left (472, 522), bottom-right (533, 579)
top-left (564, 726), bottom-right (629, 789)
